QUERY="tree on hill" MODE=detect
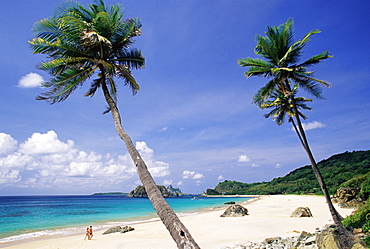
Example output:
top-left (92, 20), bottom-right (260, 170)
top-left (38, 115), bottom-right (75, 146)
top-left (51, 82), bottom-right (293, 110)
top-left (209, 150), bottom-right (370, 196)
top-left (29, 1), bottom-right (199, 248)
top-left (238, 18), bottom-right (352, 247)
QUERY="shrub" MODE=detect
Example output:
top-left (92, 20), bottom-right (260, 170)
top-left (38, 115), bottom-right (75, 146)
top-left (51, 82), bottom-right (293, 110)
top-left (342, 200), bottom-right (370, 228)
top-left (363, 236), bottom-right (370, 247)
top-left (362, 220), bottom-right (370, 233)
top-left (360, 174), bottom-right (370, 200)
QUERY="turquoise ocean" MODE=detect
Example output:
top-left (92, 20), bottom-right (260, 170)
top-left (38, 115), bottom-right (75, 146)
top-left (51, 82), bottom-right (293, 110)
top-left (0, 195), bottom-right (252, 244)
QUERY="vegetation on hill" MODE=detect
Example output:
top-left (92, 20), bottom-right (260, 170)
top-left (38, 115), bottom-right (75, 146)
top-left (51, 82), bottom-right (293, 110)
top-left (340, 172), bottom-right (370, 246)
top-left (206, 150), bottom-right (370, 196)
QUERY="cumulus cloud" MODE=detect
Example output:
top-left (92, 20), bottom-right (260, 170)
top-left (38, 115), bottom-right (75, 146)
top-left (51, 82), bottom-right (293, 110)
top-left (163, 179), bottom-right (172, 185)
top-left (301, 121), bottom-right (326, 131)
top-left (18, 72), bottom-right (44, 88)
top-left (136, 141), bottom-right (170, 177)
top-left (238, 154), bottom-right (251, 162)
top-left (251, 163), bottom-right (259, 168)
top-left (217, 175), bottom-right (224, 180)
top-left (183, 170), bottom-right (204, 179)
top-left (0, 133), bottom-right (17, 155)
top-left (19, 131), bottom-right (74, 155)
top-left (0, 131), bottom-right (170, 193)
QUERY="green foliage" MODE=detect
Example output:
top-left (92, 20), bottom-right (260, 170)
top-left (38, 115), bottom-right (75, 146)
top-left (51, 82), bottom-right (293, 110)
top-left (360, 174), bottom-right (370, 200)
top-left (208, 150), bottom-right (370, 196)
top-left (363, 220), bottom-right (370, 233)
top-left (205, 189), bottom-right (221, 195)
top-left (342, 200), bottom-right (370, 228)
top-left (341, 171), bottom-right (370, 200)
top-left (363, 236), bottom-right (370, 247)
top-left (29, 0), bottom-right (145, 104)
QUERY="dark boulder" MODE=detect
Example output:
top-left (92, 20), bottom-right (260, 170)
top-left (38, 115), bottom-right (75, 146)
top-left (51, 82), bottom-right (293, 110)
top-left (224, 201), bottom-right (236, 205)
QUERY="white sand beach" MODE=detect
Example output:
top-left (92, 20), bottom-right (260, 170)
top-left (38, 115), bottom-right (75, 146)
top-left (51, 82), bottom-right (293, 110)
top-left (2, 195), bottom-right (353, 249)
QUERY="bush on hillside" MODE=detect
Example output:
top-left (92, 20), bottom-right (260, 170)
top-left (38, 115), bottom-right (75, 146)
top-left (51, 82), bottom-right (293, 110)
top-left (342, 200), bottom-right (370, 228)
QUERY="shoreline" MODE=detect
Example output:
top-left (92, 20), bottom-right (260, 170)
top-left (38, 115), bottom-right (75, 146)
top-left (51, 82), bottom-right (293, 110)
top-left (0, 196), bottom-right (255, 248)
top-left (1, 195), bottom-right (354, 249)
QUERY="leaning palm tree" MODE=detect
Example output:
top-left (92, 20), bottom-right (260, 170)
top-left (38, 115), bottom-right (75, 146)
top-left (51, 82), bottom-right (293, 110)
top-left (29, 1), bottom-right (199, 248)
top-left (238, 18), bottom-right (353, 248)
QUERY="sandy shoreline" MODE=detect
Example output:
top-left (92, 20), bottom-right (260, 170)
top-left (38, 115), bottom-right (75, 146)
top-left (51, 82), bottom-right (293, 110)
top-left (1, 195), bottom-right (353, 249)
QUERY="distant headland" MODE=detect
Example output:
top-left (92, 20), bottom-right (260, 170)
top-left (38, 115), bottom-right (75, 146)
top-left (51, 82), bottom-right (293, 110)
top-left (92, 192), bottom-right (128, 196)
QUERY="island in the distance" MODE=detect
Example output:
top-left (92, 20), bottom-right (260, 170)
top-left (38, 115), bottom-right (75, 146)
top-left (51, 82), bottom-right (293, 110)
top-left (92, 192), bottom-right (128, 196)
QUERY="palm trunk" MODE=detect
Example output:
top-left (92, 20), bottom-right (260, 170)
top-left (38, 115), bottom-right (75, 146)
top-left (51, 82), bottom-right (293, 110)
top-left (289, 95), bottom-right (353, 249)
top-left (101, 81), bottom-right (200, 249)
top-left (289, 117), bottom-right (305, 150)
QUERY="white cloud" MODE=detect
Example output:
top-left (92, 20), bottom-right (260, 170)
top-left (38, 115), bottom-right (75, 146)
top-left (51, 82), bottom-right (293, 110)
top-left (0, 152), bottom-right (33, 170)
top-left (177, 181), bottom-right (183, 186)
top-left (19, 131), bottom-right (74, 155)
top-left (182, 170), bottom-right (204, 179)
top-left (0, 170), bottom-right (21, 185)
top-left (18, 72), bottom-right (44, 88)
top-left (301, 121), bottom-right (326, 131)
top-left (238, 154), bottom-right (251, 162)
top-left (217, 175), bottom-right (224, 180)
top-left (159, 127), bottom-right (168, 132)
top-left (251, 163), bottom-right (259, 168)
top-left (196, 180), bottom-right (202, 185)
top-left (136, 141), bottom-right (154, 155)
top-left (135, 141), bottom-right (170, 177)
top-left (0, 131), bottom-right (170, 193)
top-left (163, 179), bottom-right (172, 185)
top-left (0, 133), bottom-right (17, 155)
top-left (275, 163), bottom-right (282, 168)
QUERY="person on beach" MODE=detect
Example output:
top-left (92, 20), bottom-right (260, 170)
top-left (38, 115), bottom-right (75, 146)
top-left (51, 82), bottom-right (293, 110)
top-left (84, 227), bottom-right (91, 240)
top-left (89, 226), bottom-right (93, 239)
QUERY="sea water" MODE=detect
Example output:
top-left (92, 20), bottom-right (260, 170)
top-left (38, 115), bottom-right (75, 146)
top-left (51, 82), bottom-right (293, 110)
top-left (0, 195), bottom-right (252, 244)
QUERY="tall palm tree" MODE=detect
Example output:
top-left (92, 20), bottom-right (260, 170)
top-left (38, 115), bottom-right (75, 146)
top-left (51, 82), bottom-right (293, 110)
top-left (238, 18), bottom-right (353, 248)
top-left (29, 1), bottom-right (199, 248)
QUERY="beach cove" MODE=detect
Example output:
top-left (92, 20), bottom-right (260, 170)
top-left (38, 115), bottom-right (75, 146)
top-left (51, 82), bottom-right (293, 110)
top-left (1, 195), bottom-right (354, 249)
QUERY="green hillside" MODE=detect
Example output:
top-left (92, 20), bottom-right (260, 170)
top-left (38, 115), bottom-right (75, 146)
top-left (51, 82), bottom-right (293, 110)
top-left (206, 150), bottom-right (370, 195)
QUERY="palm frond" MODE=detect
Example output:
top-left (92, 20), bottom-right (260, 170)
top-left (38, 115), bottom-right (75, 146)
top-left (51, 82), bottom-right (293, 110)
top-left (298, 51), bottom-right (332, 68)
top-left (37, 66), bottom-right (96, 103)
top-left (113, 48), bottom-right (145, 69)
top-left (31, 0), bottom-right (144, 103)
top-left (253, 79), bottom-right (278, 105)
top-left (115, 66), bottom-right (139, 94)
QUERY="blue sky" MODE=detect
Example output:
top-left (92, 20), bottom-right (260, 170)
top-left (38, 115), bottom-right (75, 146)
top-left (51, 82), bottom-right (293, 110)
top-left (0, 0), bottom-right (369, 195)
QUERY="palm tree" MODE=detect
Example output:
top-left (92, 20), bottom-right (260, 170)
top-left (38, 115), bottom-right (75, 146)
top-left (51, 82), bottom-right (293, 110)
top-left (29, 1), bottom-right (200, 248)
top-left (238, 18), bottom-right (353, 248)
top-left (256, 85), bottom-right (312, 148)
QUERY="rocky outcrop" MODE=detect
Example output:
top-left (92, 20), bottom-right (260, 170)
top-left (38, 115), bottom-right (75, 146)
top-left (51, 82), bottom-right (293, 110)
top-left (220, 226), bottom-right (368, 249)
top-left (316, 227), bottom-right (340, 248)
top-left (220, 204), bottom-right (248, 217)
top-left (224, 201), bottom-right (236, 205)
top-left (290, 207), bottom-right (313, 218)
top-left (102, 226), bottom-right (134, 235)
top-left (332, 187), bottom-right (365, 208)
top-left (127, 185), bottom-right (177, 198)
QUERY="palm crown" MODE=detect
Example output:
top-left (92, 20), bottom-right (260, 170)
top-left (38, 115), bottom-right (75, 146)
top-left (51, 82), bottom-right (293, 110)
top-left (256, 85), bottom-right (312, 125)
top-left (29, 0), bottom-right (145, 104)
top-left (238, 18), bottom-right (332, 103)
